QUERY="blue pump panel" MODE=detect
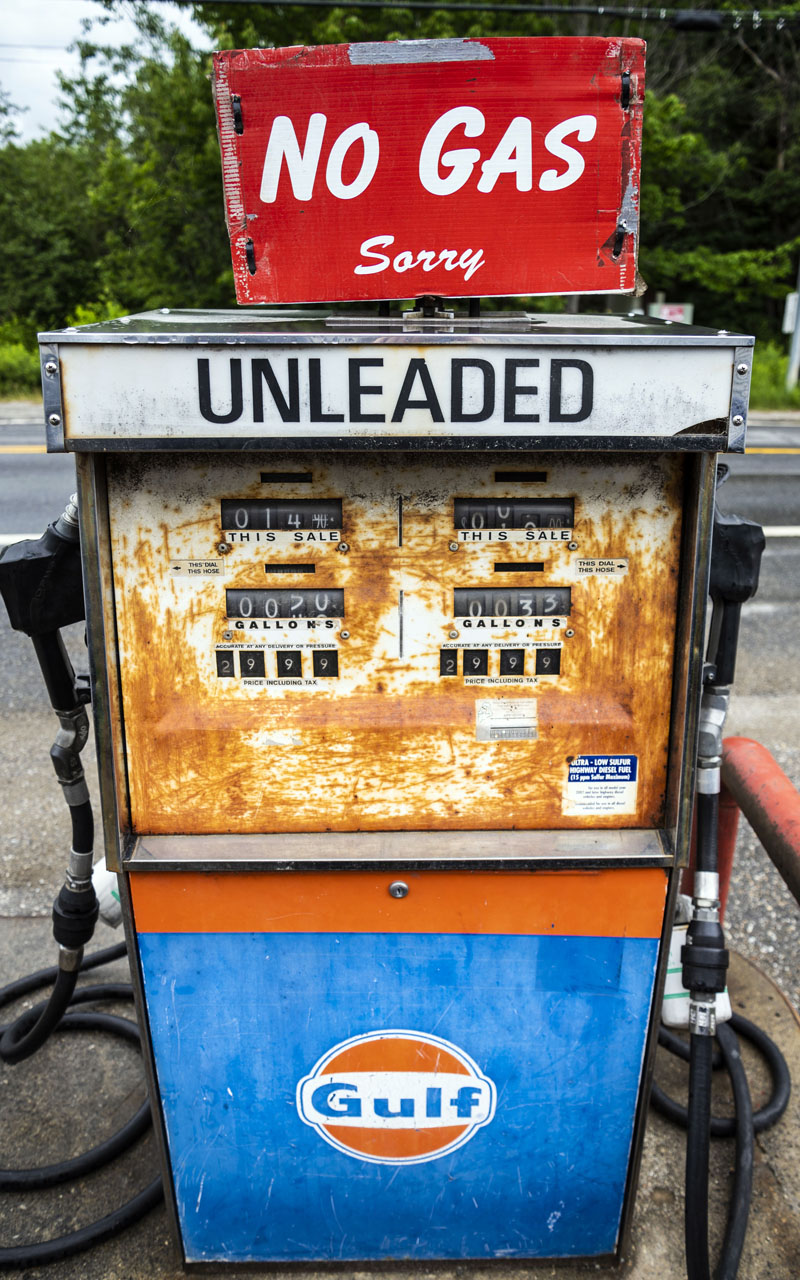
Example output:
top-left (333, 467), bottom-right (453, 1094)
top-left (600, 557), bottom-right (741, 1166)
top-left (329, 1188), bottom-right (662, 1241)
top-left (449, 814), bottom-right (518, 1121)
top-left (132, 868), bottom-right (666, 1264)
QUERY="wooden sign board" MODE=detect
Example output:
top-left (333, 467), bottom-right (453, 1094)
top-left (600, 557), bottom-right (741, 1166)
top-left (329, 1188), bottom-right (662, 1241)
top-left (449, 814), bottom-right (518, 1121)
top-left (213, 37), bottom-right (644, 305)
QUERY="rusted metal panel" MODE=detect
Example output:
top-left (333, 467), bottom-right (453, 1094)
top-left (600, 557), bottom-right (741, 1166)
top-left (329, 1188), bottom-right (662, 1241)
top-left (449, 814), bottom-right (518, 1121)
top-left (106, 450), bottom-right (683, 836)
top-left (212, 37), bottom-right (644, 304)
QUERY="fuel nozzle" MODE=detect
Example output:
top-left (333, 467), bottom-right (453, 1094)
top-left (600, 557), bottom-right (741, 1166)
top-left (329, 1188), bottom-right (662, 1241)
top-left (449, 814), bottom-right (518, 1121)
top-left (0, 493), bottom-right (85, 639)
top-left (0, 497), bottom-right (98, 969)
top-left (706, 505), bottom-right (765, 688)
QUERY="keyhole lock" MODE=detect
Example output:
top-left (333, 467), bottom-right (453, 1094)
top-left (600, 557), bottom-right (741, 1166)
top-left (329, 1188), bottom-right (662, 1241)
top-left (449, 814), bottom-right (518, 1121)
top-left (388, 881), bottom-right (409, 899)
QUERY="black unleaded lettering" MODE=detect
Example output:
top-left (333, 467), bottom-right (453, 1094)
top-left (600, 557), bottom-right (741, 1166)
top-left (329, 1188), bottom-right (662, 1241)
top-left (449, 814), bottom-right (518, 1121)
top-left (451, 359), bottom-right (495, 422)
top-left (348, 358), bottom-right (385, 423)
top-left (503, 359), bottom-right (540, 423)
top-left (549, 359), bottom-right (594, 422)
top-left (198, 358), bottom-right (243, 424)
top-left (391, 358), bottom-right (444, 422)
top-left (309, 358), bottom-right (345, 423)
top-left (252, 358), bottom-right (300, 422)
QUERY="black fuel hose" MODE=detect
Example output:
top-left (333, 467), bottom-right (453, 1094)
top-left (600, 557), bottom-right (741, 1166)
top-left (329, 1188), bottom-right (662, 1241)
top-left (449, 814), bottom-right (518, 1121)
top-left (653, 1015), bottom-right (791, 1136)
top-left (0, 943), bottom-right (163, 1267)
top-left (652, 1012), bottom-right (790, 1280)
top-left (0, 966), bottom-right (79, 1064)
top-left (715, 1022), bottom-right (753, 1280)
top-left (685, 1033), bottom-right (713, 1280)
top-left (68, 798), bottom-right (94, 856)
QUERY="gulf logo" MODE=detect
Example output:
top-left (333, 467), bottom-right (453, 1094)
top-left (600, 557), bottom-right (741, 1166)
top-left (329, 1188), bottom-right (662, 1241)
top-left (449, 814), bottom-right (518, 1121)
top-left (296, 1029), bottom-right (496, 1165)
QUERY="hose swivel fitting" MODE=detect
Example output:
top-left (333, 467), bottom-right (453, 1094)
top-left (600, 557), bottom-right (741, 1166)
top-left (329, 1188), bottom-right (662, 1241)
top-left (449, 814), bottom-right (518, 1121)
top-left (52, 879), bottom-right (99, 950)
top-left (682, 871), bottom-right (729, 1037)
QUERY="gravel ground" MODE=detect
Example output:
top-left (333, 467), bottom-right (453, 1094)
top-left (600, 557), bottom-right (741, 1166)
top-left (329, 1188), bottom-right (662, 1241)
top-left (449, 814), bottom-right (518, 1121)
top-left (723, 744), bottom-right (800, 1011)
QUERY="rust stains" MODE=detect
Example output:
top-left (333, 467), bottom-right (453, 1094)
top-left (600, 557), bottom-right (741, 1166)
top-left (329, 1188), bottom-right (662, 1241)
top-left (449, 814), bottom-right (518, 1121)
top-left (106, 450), bottom-right (684, 836)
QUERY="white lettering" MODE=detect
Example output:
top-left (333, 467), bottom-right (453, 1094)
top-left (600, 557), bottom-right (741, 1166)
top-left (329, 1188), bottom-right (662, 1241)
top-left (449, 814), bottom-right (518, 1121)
top-left (354, 237), bottom-right (484, 282)
top-left (354, 235), bottom-right (393, 275)
top-left (539, 114), bottom-right (597, 192)
top-left (478, 116), bottom-right (532, 193)
top-left (419, 107), bottom-right (484, 196)
top-left (260, 113), bottom-right (327, 203)
top-left (457, 248), bottom-right (485, 281)
top-left (325, 122), bottom-right (379, 200)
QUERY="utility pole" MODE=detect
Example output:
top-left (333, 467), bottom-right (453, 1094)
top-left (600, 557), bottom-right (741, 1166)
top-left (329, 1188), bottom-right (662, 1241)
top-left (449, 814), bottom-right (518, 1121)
top-left (786, 257), bottom-right (800, 391)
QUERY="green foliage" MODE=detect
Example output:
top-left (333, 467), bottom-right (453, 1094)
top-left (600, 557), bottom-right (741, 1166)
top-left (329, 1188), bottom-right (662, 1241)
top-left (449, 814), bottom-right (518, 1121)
top-left (0, 137), bottom-right (105, 332)
top-left (640, 94), bottom-right (740, 235)
top-left (0, 342), bottom-right (41, 397)
top-left (1, 1), bottom-right (800, 362)
top-left (66, 299), bottom-right (128, 327)
top-left (749, 340), bottom-right (800, 412)
top-left (0, 85), bottom-right (24, 144)
top-left (58, 19), bottom-right (234, 314)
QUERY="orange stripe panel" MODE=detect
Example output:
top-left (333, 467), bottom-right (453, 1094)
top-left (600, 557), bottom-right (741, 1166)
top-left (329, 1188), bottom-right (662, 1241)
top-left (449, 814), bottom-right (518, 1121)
top-left (324, 1124), bottom-right (467, 1159)
top-left (325, 1038), bottom-right (469, 1075)
top-left (131, 868), bottom-right (667, 939)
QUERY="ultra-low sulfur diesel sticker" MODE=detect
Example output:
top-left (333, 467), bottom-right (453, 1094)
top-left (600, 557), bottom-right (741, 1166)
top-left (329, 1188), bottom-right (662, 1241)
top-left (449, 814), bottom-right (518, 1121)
top-left (563, 755), bottom-right (638, 815)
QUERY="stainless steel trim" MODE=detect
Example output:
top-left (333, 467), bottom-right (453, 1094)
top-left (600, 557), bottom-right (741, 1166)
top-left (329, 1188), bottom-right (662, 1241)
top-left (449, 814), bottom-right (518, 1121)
top-left (76, 455), bottom-right (128, 872)
top-left (670, 454), bottom-right (717, 865)
top-left (125, 827), bottom-right (669, 869)
top-left (40, 344), bottom-right (64, 451)
top-left (39, 329), bottom-right (755, 349)
top-left (729, 344), bottom-right (753, 451)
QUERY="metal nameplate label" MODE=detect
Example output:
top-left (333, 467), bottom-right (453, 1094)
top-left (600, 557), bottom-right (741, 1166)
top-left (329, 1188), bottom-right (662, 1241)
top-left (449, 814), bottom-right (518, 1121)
top-left (59, 343), bottom-right (733, 442)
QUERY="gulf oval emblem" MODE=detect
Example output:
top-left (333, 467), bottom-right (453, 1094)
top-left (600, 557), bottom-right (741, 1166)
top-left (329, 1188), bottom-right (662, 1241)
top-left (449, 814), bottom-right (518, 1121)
top-left (296, 1029), bottom-right (496, 1164)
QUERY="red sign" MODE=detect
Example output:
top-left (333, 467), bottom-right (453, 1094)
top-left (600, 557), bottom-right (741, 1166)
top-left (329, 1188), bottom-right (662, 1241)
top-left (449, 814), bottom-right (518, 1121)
top-left (213, 37), bottom-right (644, 305)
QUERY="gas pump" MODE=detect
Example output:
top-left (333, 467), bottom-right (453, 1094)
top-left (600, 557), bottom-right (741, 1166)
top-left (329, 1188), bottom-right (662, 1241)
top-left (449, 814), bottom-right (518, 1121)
top-left (32, 298), bottom-right (753, 1265)
top-left (17, 34), bottom-right (773, 1270)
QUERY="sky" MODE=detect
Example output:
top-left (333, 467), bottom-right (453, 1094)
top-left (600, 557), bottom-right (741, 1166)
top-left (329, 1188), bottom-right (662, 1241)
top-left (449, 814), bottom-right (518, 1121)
top-left (0, 0), bottom-right (208, 141)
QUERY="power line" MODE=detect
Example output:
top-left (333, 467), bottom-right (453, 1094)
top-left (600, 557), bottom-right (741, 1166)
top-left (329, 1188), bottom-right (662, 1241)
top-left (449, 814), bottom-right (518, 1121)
top-left (150, 0), bottom-right (799, 28)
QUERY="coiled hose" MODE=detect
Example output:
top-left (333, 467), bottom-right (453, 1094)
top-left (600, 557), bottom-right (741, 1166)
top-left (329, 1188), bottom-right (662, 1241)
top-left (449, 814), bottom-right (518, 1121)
top-left (652, 1012), bottom-right (791, 1280)
top-left (0, 942), bottom-right (163, 1268)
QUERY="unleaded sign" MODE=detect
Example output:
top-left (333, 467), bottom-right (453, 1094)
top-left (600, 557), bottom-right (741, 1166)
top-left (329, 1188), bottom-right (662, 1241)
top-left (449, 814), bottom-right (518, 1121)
top-left (212, 37), bottom-right (645, 305)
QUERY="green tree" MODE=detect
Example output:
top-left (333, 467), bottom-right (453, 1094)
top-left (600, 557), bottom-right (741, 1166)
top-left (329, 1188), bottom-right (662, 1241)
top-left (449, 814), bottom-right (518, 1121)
top-left (0, 135), bottom-right (105, 337)
top-left (3, 0), bottom-right (800, 343)
top-left (56, 10), bottom-right (232, 312)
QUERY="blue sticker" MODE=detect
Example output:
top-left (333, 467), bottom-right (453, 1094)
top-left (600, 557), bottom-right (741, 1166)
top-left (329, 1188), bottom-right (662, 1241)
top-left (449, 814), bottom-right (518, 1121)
top-left (565, 756), bottom-right (638, 815)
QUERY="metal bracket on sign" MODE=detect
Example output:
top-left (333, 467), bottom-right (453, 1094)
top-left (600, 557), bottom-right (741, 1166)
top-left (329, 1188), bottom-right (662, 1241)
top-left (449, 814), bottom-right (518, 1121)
top-left (40, 344), bottom-right (65, 452)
